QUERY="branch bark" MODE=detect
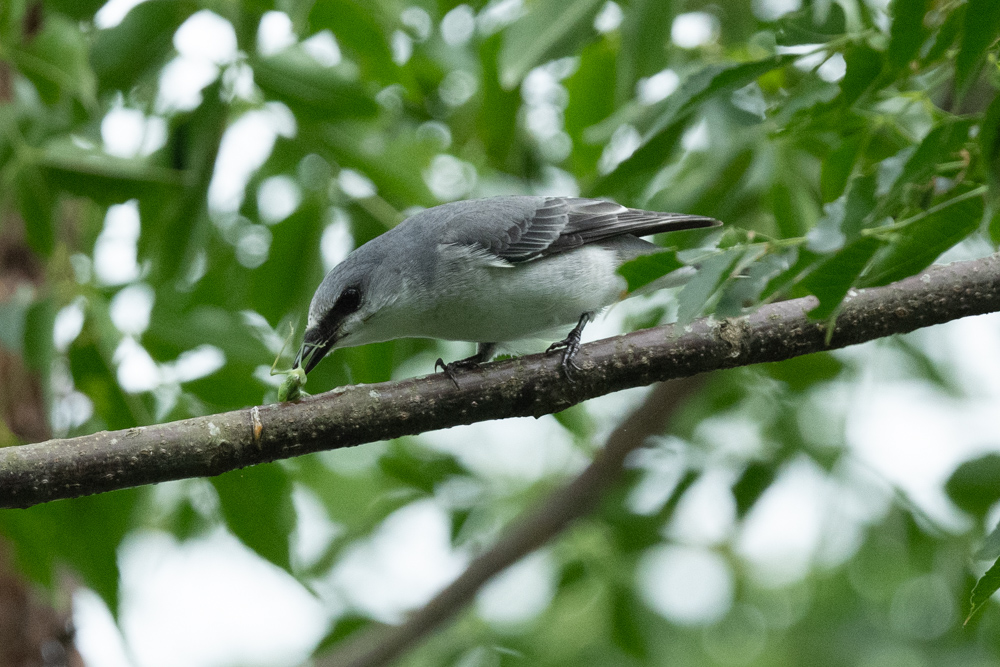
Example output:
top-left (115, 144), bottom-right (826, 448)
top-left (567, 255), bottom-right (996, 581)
top-left (2, 253), bottom-right (1000, 509)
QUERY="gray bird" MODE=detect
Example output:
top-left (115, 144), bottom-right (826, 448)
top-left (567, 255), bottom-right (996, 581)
top-left (294, 196), bottom-right (720, 381)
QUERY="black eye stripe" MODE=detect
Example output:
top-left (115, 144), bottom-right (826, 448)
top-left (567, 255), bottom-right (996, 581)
top-left (320, 286), bottom-right (362, 332)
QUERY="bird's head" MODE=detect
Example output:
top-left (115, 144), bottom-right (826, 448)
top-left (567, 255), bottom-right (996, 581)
top-left (294, 250), bottom-right (399, 374)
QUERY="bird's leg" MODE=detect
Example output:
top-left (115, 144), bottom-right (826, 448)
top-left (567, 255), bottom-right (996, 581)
top-left (546, 312), bottom-right (591, 381)
top-left (436, 342), bottom-right (497, 388)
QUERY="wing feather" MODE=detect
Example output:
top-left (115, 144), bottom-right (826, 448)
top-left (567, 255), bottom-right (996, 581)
top-left (436, 196), bottom-right (720, 265)
top-left (502, 197), bottom-right (719, 262)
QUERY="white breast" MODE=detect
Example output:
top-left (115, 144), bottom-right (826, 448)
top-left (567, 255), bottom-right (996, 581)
top-left (353, 244), bottom-right (627, 345)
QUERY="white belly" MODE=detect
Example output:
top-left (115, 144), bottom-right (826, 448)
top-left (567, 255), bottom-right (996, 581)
top-left (357, 245), bottom-right (626, 345)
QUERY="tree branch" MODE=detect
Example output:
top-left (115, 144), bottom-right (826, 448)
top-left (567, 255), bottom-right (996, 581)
top-left (2, 253), bottom-right (1000, 509)
top-left (317, 376), bottom-right (705, 667)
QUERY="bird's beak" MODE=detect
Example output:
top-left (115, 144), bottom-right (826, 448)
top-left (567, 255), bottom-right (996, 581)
top-left (294, 327), bottom-right (338, 375)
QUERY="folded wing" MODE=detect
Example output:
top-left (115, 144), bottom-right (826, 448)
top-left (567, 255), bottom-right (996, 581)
top-left (449, 196), bottom-right (720, 264)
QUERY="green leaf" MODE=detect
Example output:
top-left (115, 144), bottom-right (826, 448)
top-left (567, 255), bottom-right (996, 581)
top-left (977, 521), bottom-right (1000, 561)
top-left (989, 206), bottom-right (1000, 247)
top-left (314, 614), bottom-right (373, 655)
top-left (40, 139), bottom-right (182, 205)
top-left (552, 403), bottom-right (595, 442)
top-left (449, 508), bottom-right (471, 544)
top-left (616, 0), bottom-right (674, 98)
top-left (603, 469), bottom-right (698, 554)
top-left (183, 360), bottom-right (265, 411)
top-left (675, 248), bottom-right (744, 326)
top-left (640, 56), bottom-right (791, 145)
top-left (759, 246), bottom-right (822, 302)
top-left (881, 118), bottom-right (973, 213)
top-left (840, 172), bottom-right (878, 240)
top-left (771, 180), bottom-right (798, 238)
top-left (801, 236), bottom-right (883, 319)
top-left (249, 195), bottom-right (326, 324)
top-left (821, 132), bottom-right (864, 204)
top-left (762, 351), bottom-right (845, 392)
top-left (476, 33), bottom-right (525, 171)
top-left (775, 5), bottom-right (847, 45)
top-left (498, 0), bottom-right (605, 89)
top-left (610, 587), bottom-right (649, 659)
top-left (922, 3), bottom-right (966, 65)
top-left (145, 302), bottom-right (268, 367)
top-left (564, 39), bottom-right (618, 176)
top-left (0, 489), bottom-right (140, 614)
top-left (617, 249), bottom-right (684, 293)
top-left (715, 250), bottom-right (792, 318)
top-left (336, 342), bottom-right (400, 385)
top-left (252, 48), bottom-right (379, 120)
top-left (891, 336), bottom-right (962, 396)
top-left (319, 124), bottom-right (436, 207)
top-left (14, 162), bottom-right (55, 256)
top-left (968, 557), bottom-right (1000, 624)
top-left (47, 0), bottom-right (107, 20)
top-left (886, 0), bottom-right (930, 71)
top-left (945, 454), bottom-right (1000, 519)
top-left (557, 560), bottom-right (587, 590)
top-left (771, 156), bottom-right (822, 238)
top-left (378, 442), bottom-right (466, 494)
top-left (862, 188), bottom-right (985, 287)
top-left (22, 298), bottom-right (55, 374)
top-left (297, 454), bottom-right (413, 537)
top-left (139, 81), bottom-right (227, 282)
top-left (732, 461), bottom-right (776, 519)
top-left (212, 463), bottom-right (296, 572)
top-left (839, 44), bottom-right (883, 106)
top-left (981, 92), bottom-right (1000, 196)
top-left (68, 321), bottom-right (136, 432)
top-left (683, 150), bottom-right (757, 222)
top-left (14, 14), bottom-right (96, 106)
top-left (591, 119), bottom-right (686, 200)
top-left (813, 172), bottom-right (878, 249)
top-left (955, 0), bottom-right (1000, 95)
top-left (90, 0), bottom-right (198, 92)
top-left (308, 0), bottom-right (399, 84)
top-left (165, 498), bottom-right (211, 541)
top-left (184, 234), bottom-right (254, 312)
top-left (0, 107), bottom-right (15, 174)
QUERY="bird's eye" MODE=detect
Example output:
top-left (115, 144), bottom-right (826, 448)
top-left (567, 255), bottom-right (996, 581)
top-left (336, 287), bottom-right (362, 314)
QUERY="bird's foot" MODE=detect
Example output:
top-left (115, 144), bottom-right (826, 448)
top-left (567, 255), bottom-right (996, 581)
top-left (435, 356), bottom-right (482, 388)
top-left (436, 343), bottom-right (496, 388)
top-left (546, 313), bottom-right (591, 382)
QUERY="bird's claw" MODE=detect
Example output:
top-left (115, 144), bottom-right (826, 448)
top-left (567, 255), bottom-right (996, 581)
top-left (436, 344), bottom-right (495, 388)
top-left (436, 356), bottom-right (482, 388)
top-left (546, 313), bottom-right (590, 383)
top-left (545, 339), bottom-right (583, 383)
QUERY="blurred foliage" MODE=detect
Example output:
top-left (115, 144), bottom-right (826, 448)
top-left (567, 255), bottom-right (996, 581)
top-left (1, 0), bottom-right (1000, 663)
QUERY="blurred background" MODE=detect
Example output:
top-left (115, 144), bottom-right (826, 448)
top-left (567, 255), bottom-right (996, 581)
top-left (2, 0), bottom-right (1000, 665)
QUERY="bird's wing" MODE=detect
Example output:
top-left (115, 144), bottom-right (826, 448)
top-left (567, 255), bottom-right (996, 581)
top-left (443, 196), bottom-right (720, 264)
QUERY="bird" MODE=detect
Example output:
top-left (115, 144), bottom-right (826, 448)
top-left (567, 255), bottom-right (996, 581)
top-left (293, 195), bottom-right (720, 383)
